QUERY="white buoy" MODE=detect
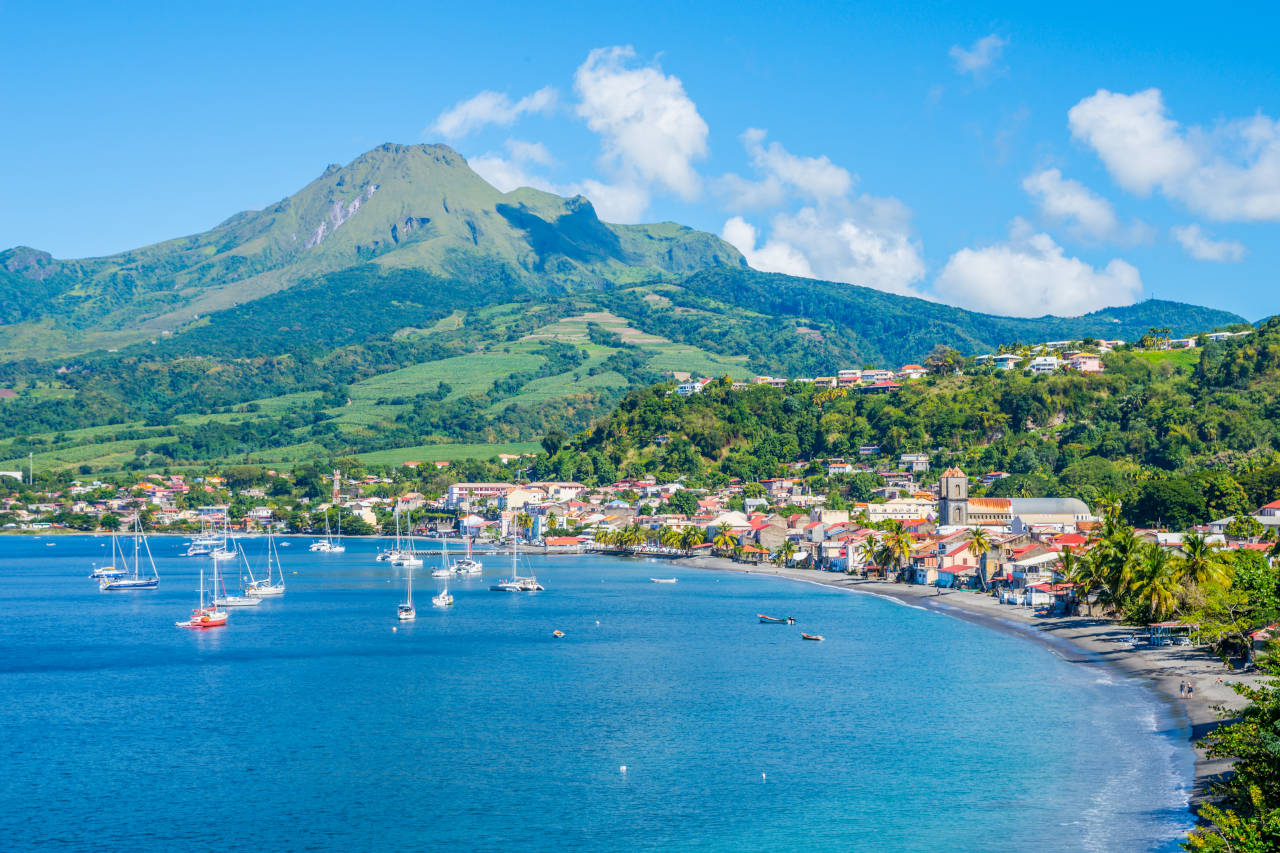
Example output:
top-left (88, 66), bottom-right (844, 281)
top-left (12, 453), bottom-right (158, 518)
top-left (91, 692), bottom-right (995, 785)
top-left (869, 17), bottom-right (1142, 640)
top-left (620, 765), bottom-right (627, 773)
top-left (762, 773), bottom-right (767, 782)
top-left (596, 620), bottom-right (600, 626)
top-left (392, 627), bottom-right (397, 632)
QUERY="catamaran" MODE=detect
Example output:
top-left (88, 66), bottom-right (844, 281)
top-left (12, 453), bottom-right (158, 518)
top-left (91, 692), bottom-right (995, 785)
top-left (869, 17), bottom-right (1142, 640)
top-left (99, 519), bottom-right (160, 590)
top-left (184, 517), bottom-right (221, 556)
top-left (432, 579), bottom-right (453, 608)
top-left (431, 538), bottom-right (453, 577)
top-left (245, 530), bottom-right (286, 597)
top-left (176, 566), bottom-right (228, 629)
top-left (211, 545), bottom-right (262, 607)
top-left (489, 537), bottom-right (543, 592)
top-left (452, 530), bottom-right (482, 574)
top-left (397, 560), bottom-right (416, 621)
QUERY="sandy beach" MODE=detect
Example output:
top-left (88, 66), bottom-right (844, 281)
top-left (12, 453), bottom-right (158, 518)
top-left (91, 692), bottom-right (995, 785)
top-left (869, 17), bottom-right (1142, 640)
top-left (680, 555), bottom-right (1263, 802)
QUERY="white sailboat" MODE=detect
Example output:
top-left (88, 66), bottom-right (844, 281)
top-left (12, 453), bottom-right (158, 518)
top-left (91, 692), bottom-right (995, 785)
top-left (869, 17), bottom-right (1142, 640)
top-left (392, 510), bottom-right (423, 567)
top-left (431, 537), bottom-right (453, 577)
top-left (490, 536), bottom-right (543, 592)
top-left (310, 513), bottom-right (345, 553)
top-left (452, 529), bottom-right (482, 574)
top-left (245, 530), bottom-right (286, 597)
top-left (99, 519), bottom-right (160, 590)
top-left (397, 560), bottom-right (416, 621)
top-left (432, 580), bottom-right (454, 608)
top-left (212, 545), bottom-right (262, 607)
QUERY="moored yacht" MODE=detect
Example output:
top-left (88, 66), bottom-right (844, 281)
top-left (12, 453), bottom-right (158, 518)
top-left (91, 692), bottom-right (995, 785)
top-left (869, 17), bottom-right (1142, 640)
top-left (176, 566), bottom-right (228, 629)
top-left (99, 520), bottom-right (160, 590)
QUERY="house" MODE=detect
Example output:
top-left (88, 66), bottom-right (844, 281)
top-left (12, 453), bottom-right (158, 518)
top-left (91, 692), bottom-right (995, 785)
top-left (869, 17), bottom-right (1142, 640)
top-left (836, 369), bottom-right (861, 387)
top-left (1029, 356), bottom-right (1061, 374)
top-left (1168, 338), bottom-right (1197, 350)
top-left (899, 452), bottom-right (930, 473)
top-left (826, 460), bottom-right (854, 476)
top-left (861, 380), bottom-right (901, 394)
top-left (993, 354), bottom-right (1022, 370)
top-left (675, 377), bottom-right (712, 396)
top-left (1067, 353), bottom-right (1104, 374)
top-left (754, 376), bottom-right (788, 388)
top-left (898, 364), bottom-right (927, 380)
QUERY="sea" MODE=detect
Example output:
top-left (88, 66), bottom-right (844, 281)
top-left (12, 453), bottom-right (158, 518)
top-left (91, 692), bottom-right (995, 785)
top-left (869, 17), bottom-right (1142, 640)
top-left (0, 535), bottom-right (1193, 852)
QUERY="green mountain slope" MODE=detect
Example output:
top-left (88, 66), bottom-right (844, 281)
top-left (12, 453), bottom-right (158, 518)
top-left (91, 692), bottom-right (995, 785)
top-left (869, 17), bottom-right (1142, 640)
top-left (0, 143), bottom-right (745, 351)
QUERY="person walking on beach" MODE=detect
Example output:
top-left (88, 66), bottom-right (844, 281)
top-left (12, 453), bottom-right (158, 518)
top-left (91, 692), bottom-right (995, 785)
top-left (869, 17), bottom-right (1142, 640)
top-left (1187, 682), bottom-right (1194, 698)
top-left (1179, 681), bottom-right (1186, 696)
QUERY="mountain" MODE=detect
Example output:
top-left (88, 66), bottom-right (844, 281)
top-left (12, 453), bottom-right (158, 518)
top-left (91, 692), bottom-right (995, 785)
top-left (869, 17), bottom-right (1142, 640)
top-left (0, 143), bottom-right (744, 351)
top-left (0, 142), bottom-right (1256, 474)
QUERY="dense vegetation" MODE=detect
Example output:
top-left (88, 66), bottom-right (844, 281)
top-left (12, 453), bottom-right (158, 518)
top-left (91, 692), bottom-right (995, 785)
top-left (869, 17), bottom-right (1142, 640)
top-left (530, 319), bottom-right (1280, 529)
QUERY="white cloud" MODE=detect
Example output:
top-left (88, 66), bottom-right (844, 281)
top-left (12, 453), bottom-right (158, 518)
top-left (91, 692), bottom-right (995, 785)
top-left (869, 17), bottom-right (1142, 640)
top-left (1069, 88), bottom-right (1280, 221)
top-left (1172, 224), bottom-right (1246, 262)
top-left (571, 179), bottom-right (650, 223)
top-left (429, 86), bottom-right (557, 139)
top-left (722, 197), bottom-right (928, 298)
top-left (937, 219), bottom-right (1143, 316)
top-left (1021, 167), bottom-right (1152, 243)
top-left (718, 129), bottom-right (853, 209)
top-left (950, 34), bottom-right (1007, 76)
top-left (504, 139), bottom-right (555, 168)
top-left (573, 46), bottom-right (709, 201)
top-left (467, 138), bottom-right (566, 194)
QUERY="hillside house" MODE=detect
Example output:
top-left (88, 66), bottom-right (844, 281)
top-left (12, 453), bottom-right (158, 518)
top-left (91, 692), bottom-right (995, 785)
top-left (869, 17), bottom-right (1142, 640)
top-left (899, 453), bottom-right (930, 473)
top-left (993, 354), bottom-right (1022, 370)
top-left (1067, 353), bottom-right (1104, 374)
top-left (1029, 356), bottom-right (1061, 374)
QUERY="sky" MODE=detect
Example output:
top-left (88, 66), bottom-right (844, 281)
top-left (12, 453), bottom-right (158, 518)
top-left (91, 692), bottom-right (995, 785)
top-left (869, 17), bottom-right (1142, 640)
top-left (3, 0), bottom-right (1278, 319)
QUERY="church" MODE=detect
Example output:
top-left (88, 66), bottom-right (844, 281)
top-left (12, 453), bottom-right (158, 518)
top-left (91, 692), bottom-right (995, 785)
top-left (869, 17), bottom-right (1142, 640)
top-left (938, 467), bottom-right (1093, 532)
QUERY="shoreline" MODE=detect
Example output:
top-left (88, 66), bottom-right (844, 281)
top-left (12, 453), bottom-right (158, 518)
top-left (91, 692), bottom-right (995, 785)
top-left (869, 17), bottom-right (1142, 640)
top-left (678, 554), bottom-right (1260, 807)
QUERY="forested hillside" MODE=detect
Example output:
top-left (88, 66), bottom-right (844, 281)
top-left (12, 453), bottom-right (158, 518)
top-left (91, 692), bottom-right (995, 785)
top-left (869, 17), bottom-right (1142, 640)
top-left (532, 317), bottom-right (1280, 529)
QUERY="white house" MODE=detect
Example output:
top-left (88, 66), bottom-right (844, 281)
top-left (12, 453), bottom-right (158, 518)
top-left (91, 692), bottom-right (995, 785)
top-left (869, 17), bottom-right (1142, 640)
top-left (1029, 356), bottom-right (1061, 375)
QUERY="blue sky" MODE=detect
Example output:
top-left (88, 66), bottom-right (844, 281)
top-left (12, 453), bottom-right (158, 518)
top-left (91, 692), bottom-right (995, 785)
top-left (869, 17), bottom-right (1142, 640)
top-left (3, 0), bottom-right (1278, 318)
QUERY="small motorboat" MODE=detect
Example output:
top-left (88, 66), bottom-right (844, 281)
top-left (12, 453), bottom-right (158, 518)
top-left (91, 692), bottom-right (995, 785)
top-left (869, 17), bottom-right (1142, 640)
top-left (801, 633), bottom-right (824, 642)
top-left (552, 630), bottom-right (565, 638)
top-left (650, 577), bottom-right (678, 584)
top-left (758, 614), bottom-right (795, 624)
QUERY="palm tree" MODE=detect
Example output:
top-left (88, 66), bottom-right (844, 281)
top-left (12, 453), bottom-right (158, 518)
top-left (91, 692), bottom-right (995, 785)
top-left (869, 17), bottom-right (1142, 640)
top-left (1179, 532), bottom-right (1228, 591)
top-left (881, 524), bottom-right (916, 581)
top-left (619, 524), bottom-right (646, 552)
top-left (1131, 542), bottom-right (1183, 623)
top-left (712, 528), bottom-right (739, 556)
top-left (857, 534), bottom-right (881, 576)
top-left (680, 526), bottom-right (705, 552)
top-left (967, 527), bottom-right (993, 585)
top-left (516, 511), bottom-right (533, 539)
top-left (595, 529), bottom-right (617, 548)
top-left (658, 525), bottom-right (682, 550)
top-left (546, 512), bottom-right (558, 531)
top-left (774, 539), bottom-right (799, 568)
top-left (1059, 547), bottom-right (1101, 616)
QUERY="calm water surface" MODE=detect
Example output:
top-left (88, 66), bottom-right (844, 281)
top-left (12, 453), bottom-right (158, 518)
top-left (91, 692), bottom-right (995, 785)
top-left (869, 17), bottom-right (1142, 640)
top-left (0, 535), bottom-right (1192, 851)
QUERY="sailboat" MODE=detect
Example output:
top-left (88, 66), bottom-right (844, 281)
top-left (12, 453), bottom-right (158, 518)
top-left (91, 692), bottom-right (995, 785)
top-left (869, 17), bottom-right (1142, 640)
top-left (490, 535), bottom-right (543, 592)
top-left (309, 513), bottom-right (345, 553)
top-left (376, 511), bottom-right (402, 562)
top-left (212, 545), bottom-right (262, 607)
top-left (99, 519), bottom-right (160, 590)
top-left (176, 566), bottom-right (228, 628)
top-left (452, 529), bottom-right (483, 574)
top-left (245, 530), bottom-right (286, 597)
top-left (397, 560), bottom-right (416, 621)
top-left (392, 511), bottom-right (423, 567)
top-left (184, 518), bottom-right (219, 556)
top-left (431, 537), bottom-right (453, 577)
top-left (432, 577), bottom-right (453, 607)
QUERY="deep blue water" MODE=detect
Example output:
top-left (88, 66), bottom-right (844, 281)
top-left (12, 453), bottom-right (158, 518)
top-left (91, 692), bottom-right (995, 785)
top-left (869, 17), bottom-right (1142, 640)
top-left (0, 535), bottom-right (1192, 851)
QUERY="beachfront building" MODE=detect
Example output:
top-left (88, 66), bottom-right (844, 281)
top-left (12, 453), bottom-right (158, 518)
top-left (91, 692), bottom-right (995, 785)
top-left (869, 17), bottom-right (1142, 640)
top-left (446, 482), bottom-right (514, 509)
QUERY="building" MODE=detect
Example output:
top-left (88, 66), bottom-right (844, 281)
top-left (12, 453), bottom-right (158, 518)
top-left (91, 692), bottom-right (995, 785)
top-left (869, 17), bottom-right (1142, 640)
top-left (899, 453), bottom-right (930, 474)
top-left (1029, 356), bottom-right (1061, 375)
top-left (1067, 353), bottom-right (1104, 374)
top-left (675, 378), bottom-right (711, 396)
top-left (938, 467), bottom-right (969, 526)
top-left (993, 354), bottom-right (1022, 370)
top-left (898, 364), bottom-right (927, 380)
top-left (445, 482), bottom-right (513, 508)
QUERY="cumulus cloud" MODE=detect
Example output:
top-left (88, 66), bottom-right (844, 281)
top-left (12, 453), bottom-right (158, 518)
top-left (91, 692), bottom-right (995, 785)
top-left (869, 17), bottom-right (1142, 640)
top-left (718, 129), bottom-right (853, 209)
top-left (468, 138), bottom-right (565, 194)
top-left (571, 179), bottom-right (650, 223)
top-left (573, 46), bottom-right (709, 201)
top-left (429, 87), bottom-right (557, 139)
top-left (1172, 224), bottom-right (1247, 262)
top-left (937, 219), bottom-right (1142, 316)
top-left (1069, 88), bottom-right (1280, 221)
top-left (722, 197), bottom-right (928, 298)
top-left (950, 34), bottom-right (1007, 76)
top-left (1021, 167), bottom-right (1151, 243)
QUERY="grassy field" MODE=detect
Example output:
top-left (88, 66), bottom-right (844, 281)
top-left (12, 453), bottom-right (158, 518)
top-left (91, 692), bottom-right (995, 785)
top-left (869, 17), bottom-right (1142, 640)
top-left (1134, 349), bottom-right (1200, 371)
top-left (356, 441), bottom-right (540, 465)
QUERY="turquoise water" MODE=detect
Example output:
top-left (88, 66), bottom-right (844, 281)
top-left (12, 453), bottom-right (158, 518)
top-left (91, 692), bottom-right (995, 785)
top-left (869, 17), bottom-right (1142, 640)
top-left (0, 536), bottom-right (1192, 851)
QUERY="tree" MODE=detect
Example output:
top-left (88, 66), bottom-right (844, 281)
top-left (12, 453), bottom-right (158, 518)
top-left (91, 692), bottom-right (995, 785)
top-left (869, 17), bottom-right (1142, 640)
top-left (967, 527), bottom-right (993, 582)
top-left (712, 529), bottom-right (739, 556)
top-left (541, 429), bottom-right (568, 456)
top-left (1186, 659), bottom-right (1280, 850)
top-left (680, 526), bottom-right (705, 551)
top-left (1180, 533), bottom-right (1229, 591)
top-left (99, 513), bottom-right (121, 531)
top-left (666, 489), bottom-right (699, 516)
top-left (1130, 542), bottom-right (1183, 622)
top-left (774, 539), bottom-right (799, 568)
top-left (1228, 515), bottom-right (1266, 541)
top-left (658, 525), bottom-right (682, 549)
top-left (515, 511), bottom-right (533, 538)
